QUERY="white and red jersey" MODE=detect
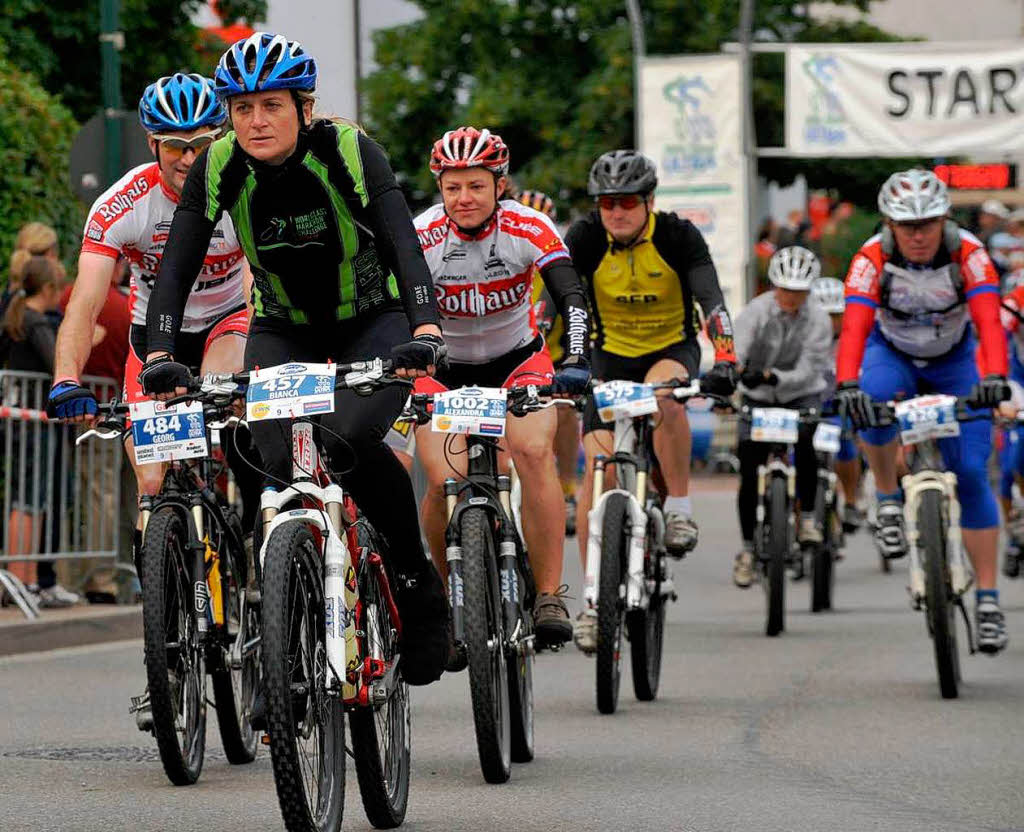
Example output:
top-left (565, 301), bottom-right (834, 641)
top-left (414, 200), bottom-right (571, 363)
top-left (837, 226), bottom-right (1007, 382)
top-left (81, 163), bottom-right (245, 333)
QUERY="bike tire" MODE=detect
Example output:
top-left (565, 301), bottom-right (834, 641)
top-left (810, 498), bottom-right (835, 614)
top-left (764, 477), bottom-right (788, 637)
top-left (349, 523), bottom-right (411, 829)
top-left (262, 522), bottom-right (346, 832)
top-left (212, 512), bottom-right (259, 764)
top-left (508, 564), bottom-right (535, 764)
top-left (597, 493), bottom-right (628, 715)
top-left (461, 507), bottom-right (511, 783)
top-left (920, 491), bottom-right (961, 700)
top-left (142, 508), bottom-right (206, 786)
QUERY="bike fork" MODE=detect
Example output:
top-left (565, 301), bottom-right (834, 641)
top-left (497, 476), bottom-right (524, 648)
top-left (190, 495), bottom-right (210, 637)
top-left (444, 479), bottom-right (466, 647)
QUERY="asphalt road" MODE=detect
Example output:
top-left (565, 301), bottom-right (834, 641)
top-left (3, 484), bottom-right (1024, 832)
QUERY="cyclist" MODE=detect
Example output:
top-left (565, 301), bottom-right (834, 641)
top-left (518, 189), bottom-right (583, 536)
top-left (810, 276), bottom-right (864, 532)
top-left (731, 247), bottom-right (833, 587)
top-left (835, 169), bottom-right (1009, 654)
top-left (140, 32), bottom-right (450, 686)
top-left (413, 127), bottom-right (591, 649)
top-left (566, 150), bottom-right (738, 577)
top-left (996, 275), bottom-right (1024, 572)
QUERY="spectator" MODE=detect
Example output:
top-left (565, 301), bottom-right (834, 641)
top-left (4, 222), bottom-right (65, 322)
top-left (976, 199), bottom-right (1009, 246)
top-left (776, 209), bottom-right (805, 249)
top-left (754, 219), bottom-right (778, 295)
top-left (989, 209), bottom-right (1024, 285)
top-left (3, 256), bottom-right (79, 607)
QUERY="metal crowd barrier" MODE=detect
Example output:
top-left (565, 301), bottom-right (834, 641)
top-left (0, 370), bottom-right (128, 619)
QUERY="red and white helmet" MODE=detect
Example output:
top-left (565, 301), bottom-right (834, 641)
top-left (430, 126), bottom-right (510, 177)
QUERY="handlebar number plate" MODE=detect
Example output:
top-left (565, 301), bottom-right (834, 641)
top-left (432, 387), bottom-right (507, 436)
top-left (894, 395), bottom-right (960, 444)
top-left (750, 408), bottom-right (799, 444)
top-left (247, 362), bottom-right (337, 421)
top-left (812, 422), bottom-right (842, 454)
top-left (129, 400), bottom-right (207, 464)
top-left (593, 381), bottom-right (658, 422)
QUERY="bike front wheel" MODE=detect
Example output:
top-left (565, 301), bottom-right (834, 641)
top-left (810, 493), bottom-right (836, 613)
top-left (508, 565), bottom-right (535, 764)
top-left (262, 522), bottom-right (346, 831)
top-left (763, 476), bottom-right (788, 637)
top-left (627, 523), bottom-right (665, 701)
top-left (597, 493), bottom-right (628, 714)
top-left (920, 491), bottom-right (961, 699)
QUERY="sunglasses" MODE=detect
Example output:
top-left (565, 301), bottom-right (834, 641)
top-left (153, 131), bottom-right (220, 158)
top-left (597, 194), bottom-right (645, 211)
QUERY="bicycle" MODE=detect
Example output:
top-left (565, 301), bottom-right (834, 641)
top-left (77, 383), bottom-right (259, 786)
top-left (579, 379), bottom-right (720, 714)
top-left (206, 358), bottom-right (413, 830)
top-left (401, 383), bottom-right (575, 784)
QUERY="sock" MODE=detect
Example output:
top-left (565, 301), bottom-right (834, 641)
top-left (561, 480), bottom-right (576, 500)
top-left (876, 489), bottom-right (902, 504)
top-left (976, 588), bottom-right (999, 605)
top-left (664, 496), bottom-right (692, 515)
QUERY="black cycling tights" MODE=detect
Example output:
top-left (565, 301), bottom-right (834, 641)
top-left (737, 430), bottom-right (818, 544)
top-left (244, 310), bottom-right (426, 574)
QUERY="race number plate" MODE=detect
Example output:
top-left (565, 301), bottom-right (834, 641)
top-left (894, 394), bottom-right (960, 444)
top-left (812, 422), bottom-right (842, 454)
top-left (750, 408), bottom-right (799, 444)
top-left (432, 387), bottom-right (507, 436)
top-left (593, 381), bottom-right (658, 422)
top-left (246, 362), bottom-right (336, 421)
top-left (129, 400), bottom-right (207, 464)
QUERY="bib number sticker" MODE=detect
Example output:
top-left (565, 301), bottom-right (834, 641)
top-left (895, 394), bottom-right (960, 445)
top-left (247, 362), bottom-right (336, 421)
top-left (432, 387), bottom-right (507, 436)
top-left (593, 381), bottom-right (658, 422)
top-left (750, 408), bottom-right (799, 444)
top-left (812, 422), bottom-right (842, 454)
top-left (130, 400), bottom-right (207, 464)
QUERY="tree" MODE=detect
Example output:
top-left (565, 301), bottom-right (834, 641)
top-left (0, 0), bottom-right (266, 123)
top-left (364, 0), bottom-right (907, 213)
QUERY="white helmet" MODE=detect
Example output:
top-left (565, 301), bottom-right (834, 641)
top-left (878, 169), bottom-right (950, 221)
top-left (768, 246), bottom-right (820, 290)
top-left (810, 276), bottom-right (845, 314)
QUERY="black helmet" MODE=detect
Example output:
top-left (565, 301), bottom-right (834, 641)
top-left (587, 150), bottom-right (657, 196)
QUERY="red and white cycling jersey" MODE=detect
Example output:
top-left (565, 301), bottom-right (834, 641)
top-left (81, 163), bottom-right (245, 333)
top-left (414, 200), bottom-right (571, 363)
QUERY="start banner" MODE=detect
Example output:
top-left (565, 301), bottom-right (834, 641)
top-left (786, 42), bottom-right (1024, 157)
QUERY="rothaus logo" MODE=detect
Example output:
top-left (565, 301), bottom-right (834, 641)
top-left (566, 306), bottom-right (588, 356)
top-left (96, 175), bottom-right (150, 222)
top-left (435, 274), bottom-right (530, 317)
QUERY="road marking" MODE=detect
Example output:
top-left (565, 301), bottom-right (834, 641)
top-left (0, 638), bottom-right (141, 666)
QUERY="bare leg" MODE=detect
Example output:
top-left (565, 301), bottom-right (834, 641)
top-left (645, 359), bottom-right (691, 497)
top-left (963, 527), bottom-right (999, 591)
top-left (414, 425), bottom-right (466, 581)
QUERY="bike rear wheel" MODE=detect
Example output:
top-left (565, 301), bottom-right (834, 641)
top-left (597, 493), bottom-right (628, 714)
top-left (920, 491), bottom-right (961, 699)
top-left (461, 507), bottom-right (511, 783)
top-left (763, 476), bottom-right (788, 637)
top-left (142, 508), bottom-right (206, 786)
top-left (263, 522), bottom-right (345, 832)
top-left (349, 523), bottom-right (411, 828)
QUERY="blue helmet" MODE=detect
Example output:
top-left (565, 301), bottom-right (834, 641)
top-left (214, 32), bottom-right (318, 99)
top-left (138, 73), bottom-right (226, 133)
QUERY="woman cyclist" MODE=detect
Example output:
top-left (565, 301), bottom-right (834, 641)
top-left (141, 32), bottom-right (449, 686)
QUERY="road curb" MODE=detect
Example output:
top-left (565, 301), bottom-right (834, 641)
top-left (0, 606), bottom-right (142, 657)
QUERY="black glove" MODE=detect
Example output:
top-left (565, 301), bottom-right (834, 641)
top-left (700, 361), bottom-right (738, 397)
top-left (139, 355), bottom-right (192, 396)
top-left (391, 333), bottom-right (447, 372)
top-left (835, 381), bottom-right (876, 430)
top-left (739, 369), bottom-right (778, 389)
top-left (46, 379), bottom-right (98, 420)
top-left (552, 356), bottom-right (591, 394)
top-left (968, 373), bottom-right (1011, 408)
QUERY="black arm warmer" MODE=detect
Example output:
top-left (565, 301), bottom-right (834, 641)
top-left (539, 260), bottom-right (590, 362)
top-left (146, 208), bottom-right (217, 355)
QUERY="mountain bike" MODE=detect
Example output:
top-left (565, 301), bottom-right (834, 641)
top-left (77, 383), bottom-right (258, 786)
top-left (580, 380), bottom-right (720, 714)
top-left (402, 384), bottom-right (575, 784)
top-left (208, 358), bottom-right (412, 830)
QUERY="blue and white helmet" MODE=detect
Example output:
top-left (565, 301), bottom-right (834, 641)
top-left (139, 73), bottom-right (226, 133)
top-left (214, 32), bottom-right (318, 98)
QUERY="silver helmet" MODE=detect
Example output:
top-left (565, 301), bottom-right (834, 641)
top-left (768, 246), bottom-right (820, 291)
top-left (878, 169), bottom-right (950, 222)
top-left (810, 276), bottom-right (845, 314)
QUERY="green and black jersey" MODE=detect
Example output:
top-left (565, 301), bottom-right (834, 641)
top-left (147, 119), bottom-right (438, 353)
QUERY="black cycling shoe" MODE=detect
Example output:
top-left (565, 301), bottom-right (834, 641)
top-left (395, 565), bottom-right (449, 685)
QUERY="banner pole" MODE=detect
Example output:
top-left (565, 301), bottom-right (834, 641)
top-left (738, 0), bottom-right (757, 303)
top-left (625, 0), bottom-right (646, 150)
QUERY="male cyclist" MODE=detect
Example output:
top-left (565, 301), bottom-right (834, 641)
top-left (731, 247), bottom-right (832, 587)
top-left (836, 169), bottom-right (1010, 654)
top-left (996, 275), bottom-right (1024, 574)
top-left (413, 127), bottom-right (591, 648)
top-left (567, 150), bottom-right (737, 572)
top-left (141, 33), bottom-right (450, 686)
top-left (518, 189), bottom-right (582, 536)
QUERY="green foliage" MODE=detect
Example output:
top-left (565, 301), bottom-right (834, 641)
top-left (0, 0), bottom-right (266, 123)
top-left (0, 50), bottom-right (83, 281)
top-left (365, 0), bottom-right (909, 214)
top-left (820, 207), bottom-right (880, 278)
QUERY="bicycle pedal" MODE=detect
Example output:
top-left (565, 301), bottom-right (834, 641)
top-left (261, 732), bottom-right (271, 745)
top-left (128, 695), bottom-right (149, 714)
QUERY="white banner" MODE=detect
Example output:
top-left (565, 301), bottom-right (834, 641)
top-left (786, 42), bottom-right (1024, 157)
top-left (639, 55), bottom-right (748, 312)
